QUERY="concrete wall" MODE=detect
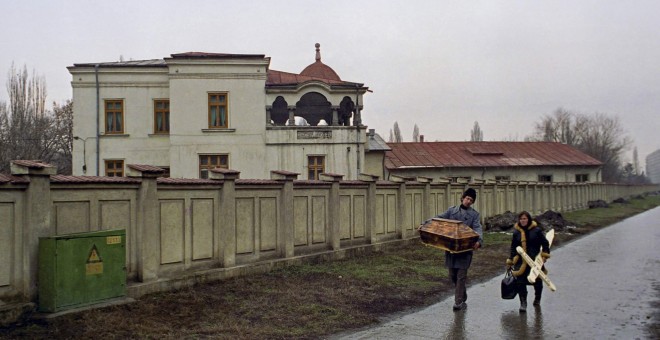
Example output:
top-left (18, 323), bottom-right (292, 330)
top-left (1, 162), bottom-right (658, 323)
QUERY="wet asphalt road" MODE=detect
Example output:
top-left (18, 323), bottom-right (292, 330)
top-left (334, 207), bottom-right (660, 340)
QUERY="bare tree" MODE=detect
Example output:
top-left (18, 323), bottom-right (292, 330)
top-left (0, 64), bottom-right (73, 174)
top-left (393, 121), bottom-right (402, 143)
top-left (530, 108), bottom-right (631, 182)
top-left (388, 129), bottom-right (394, 143)
top-left (470, 121), bottom-right (483, 141)
top-left (534, 108), bottom-right (583, 145)
top-left (51, 100), bottom-right (74, 174)
top-left (412, 124), bottom-right (419, 142)
top-left (632, 146), bottom-right (639, 175)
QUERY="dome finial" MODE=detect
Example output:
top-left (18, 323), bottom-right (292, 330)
top-left (315, 43), bottom-right (321, 62)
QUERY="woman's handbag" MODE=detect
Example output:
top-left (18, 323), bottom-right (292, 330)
top-left (501, 268), bottom-right (517, 299)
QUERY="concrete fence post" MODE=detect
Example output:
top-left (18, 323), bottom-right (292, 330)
top-left (127, 165), bottom-right (165, 282)
top-left (209, 168), bottom-right (241, 268)
top-left (504, 182), bottom-right (511, 212)
top-left (416, 176), bottom-right (433, 223)
top-left (271, 170), bottom-right (299, 258)
top-left (10, 160), bottom-right (56, 300)
top-left (530, 182), bottom-right (541, 215)
top-left (359, 173), bottom-right (379, 244)
top-left (491, 182), bottom-right (498, 216)
top-left (389, 174), bottom-right (409, 239)
top-left (320, 172), bottom-right (344, 251)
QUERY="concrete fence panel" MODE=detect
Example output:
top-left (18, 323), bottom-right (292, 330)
top-left (338, 185), bottom-right (369, 245)
top-left (374, 186), bottom-right (398, 241)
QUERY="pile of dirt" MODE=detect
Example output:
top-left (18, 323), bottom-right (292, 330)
top-left (613, 197), bottom-right (630, 204)
top-left (588, 199), bottom-right (609, 209)
top-left (485, 209), bottom-right (571, 232)
top-left (534, 210), bottom-right (569, 231)
top-left (484, 211), bottom-right (517, 231)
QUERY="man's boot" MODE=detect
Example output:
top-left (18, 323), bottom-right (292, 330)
top-left (519, 295), bottom-right (527, 313)
top-left (533, 295), bottom-right (541, 306)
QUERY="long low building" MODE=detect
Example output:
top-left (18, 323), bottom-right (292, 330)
top-left (383, 141), bottom-right (603, 183)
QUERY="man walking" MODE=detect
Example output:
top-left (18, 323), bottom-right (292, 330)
top-left (426, 188), bottom-right (483, 311)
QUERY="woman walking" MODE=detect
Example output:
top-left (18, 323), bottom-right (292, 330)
top-left (506, 211), bottom-right (550, 312)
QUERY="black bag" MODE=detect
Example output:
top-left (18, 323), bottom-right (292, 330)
top-left (501, 268), bottom-right (517, 299)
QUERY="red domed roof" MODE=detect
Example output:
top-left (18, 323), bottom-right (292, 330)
top-left (300, 43), bottom-right (341, 81)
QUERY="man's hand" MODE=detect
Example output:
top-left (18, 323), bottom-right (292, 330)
top-left (473, 241), bottom-right (481, 250)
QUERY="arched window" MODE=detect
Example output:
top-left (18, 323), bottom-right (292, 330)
top-left (271, 96), bottom-right (288, 125)
top-left (295, 92), bottom-right (331, 126)
top-left (338, 96), bottom-right (355, 126)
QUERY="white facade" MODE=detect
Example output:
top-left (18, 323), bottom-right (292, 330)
top-left (646, 149), bottom-right (660, 184)
top-left (68, 51), bottom-right (369, 179)
top-left (385, 165), bottom-right (601, 183)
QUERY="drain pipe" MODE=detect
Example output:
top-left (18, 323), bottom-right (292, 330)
top-left (355, 85), bottom-right (361, 178)
top-left (95, 64), bottom-right (100, 176)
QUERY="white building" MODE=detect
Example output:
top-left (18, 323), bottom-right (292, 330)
top-left (384, 141), bottom-right (603, 183)
top-left (646, 149), bottom-right (660, 184)
top-left (68, 44), bottom-right (370, 179)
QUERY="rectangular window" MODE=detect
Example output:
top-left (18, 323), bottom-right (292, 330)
top-left (105, 160), bottom-right (124, 177)
top-left (104, 99), bottom-right (124, 134)
top-left (208, 93), bottom-right (228, 128)
top-left (199, 154), bottom-right (229, 179)
top-left (308, 155), bottom-right (325, 180)
top-left (538, 175), bottom-right (553, 182)
top-left (575, 174), bottom-right (589, 182)
top-left (495, 176), bottom-right (510, 181)
top-left (154, 99), bottom-right (170, 134)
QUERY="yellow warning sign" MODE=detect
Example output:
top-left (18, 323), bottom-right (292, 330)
top-left (86, 262), bottom-right (103, 275)
top-left (106, 235), bottom-right (121, 245)
top-left (86, 245), bottom-right (103, 275)
top-left (88, 248), bottom-right (101, 262)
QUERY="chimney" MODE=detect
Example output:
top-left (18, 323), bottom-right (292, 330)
top-left (368, 129), bottom-right (375, 139)
top-left (420, 135), bottom-right (424, 142)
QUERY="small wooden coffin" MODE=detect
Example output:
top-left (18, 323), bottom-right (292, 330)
top-left (418, 218), bottom-right (479, 253)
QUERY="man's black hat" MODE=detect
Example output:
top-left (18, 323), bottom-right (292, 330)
top-left (463, 188), bottom-right (477, 202)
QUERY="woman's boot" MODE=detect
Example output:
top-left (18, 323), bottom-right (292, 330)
top-left (533, 279), bottom-right (543, 306)
top-left (519, 295), bottom-right (527, 313)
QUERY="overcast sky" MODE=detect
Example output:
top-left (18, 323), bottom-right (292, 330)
top-left (1, 0), bottom-right (658, 168)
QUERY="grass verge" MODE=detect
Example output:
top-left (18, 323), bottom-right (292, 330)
top-left (1, 194), bottom-right (659, 339)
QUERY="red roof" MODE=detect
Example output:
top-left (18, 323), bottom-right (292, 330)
top-left (266, 43), bottom-right (363, 88)
top-left (50, 175), bottom-right (141, 184)
top-left (0, 174), bottom-right (29, 184)
top-left (169, 52), bottom-right (266, 59)
top-left (385, 142), bottom-right (603, 169)
top-left (267, 69), bottom-right (349, 86)
top-left (300, 60), bottom-right (341, 81)
top-left (11, 160), bottom-right (54, 168)
top-left (157, 178), bottom-right (220, 185)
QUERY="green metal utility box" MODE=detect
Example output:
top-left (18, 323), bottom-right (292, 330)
top-left (38, 229), bottom-right (126, 312)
